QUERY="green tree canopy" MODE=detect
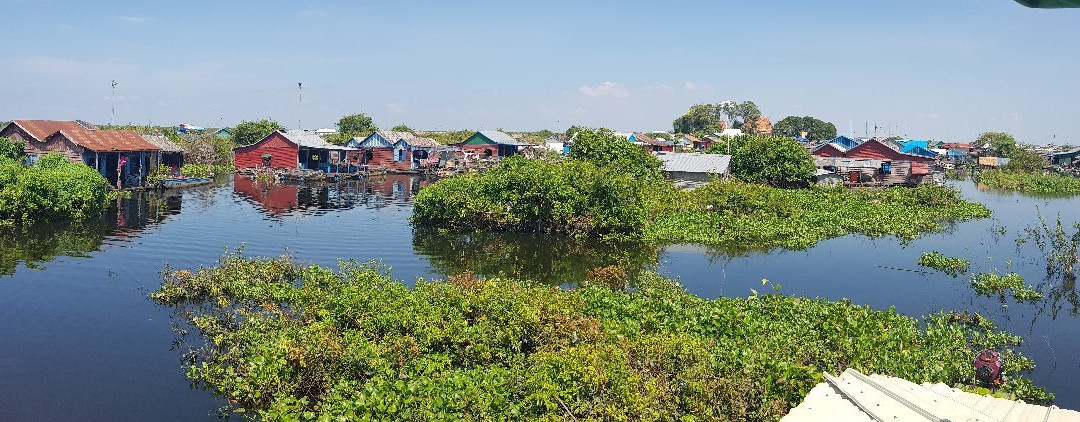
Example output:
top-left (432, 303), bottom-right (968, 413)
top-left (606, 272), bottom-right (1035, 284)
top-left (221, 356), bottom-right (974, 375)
top-left (568, 128), bottom-right (662, 180)
top-left (0, 137), bottom-right (25, 161)
top-left (977, 132), bottom-right (1017, 157)
top-left (772, 116), bottom-right (838, 141)
top-left (391, 124), bottom-right (413, 132)
top-left (232, 120), bottom-right (284, 146)
top-left (673, 104), bottom-right (724, 136)
top-left (334, 113), bottom-right (378, 144)
top-left (729, 135), bottom-right (816, 188)
top-left (722, 101), bottom-right (762, 132)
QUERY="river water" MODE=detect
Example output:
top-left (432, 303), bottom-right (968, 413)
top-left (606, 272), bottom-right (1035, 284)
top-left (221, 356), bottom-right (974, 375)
top-left (0, 174), bottom-right (1077, 420)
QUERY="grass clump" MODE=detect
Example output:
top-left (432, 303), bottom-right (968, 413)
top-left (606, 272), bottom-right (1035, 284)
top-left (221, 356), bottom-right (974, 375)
top-left (978, 169), bottom-right (1080, 195)
top-left (919, 251), bottom-right (971, 277)
top-left (152, 255), bottom-right (1051, 420)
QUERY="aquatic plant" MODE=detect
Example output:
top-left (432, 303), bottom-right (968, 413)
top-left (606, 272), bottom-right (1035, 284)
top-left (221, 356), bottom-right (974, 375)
top-left (152, 255), bottom-right (1051, 420)
top-left (726, 135), bottom-right (816, 188)
top-left (970, 272), bottom-right (1043, 302)
top-left (978, 169), bottom-right (1080, 195)
top-left (919, 251), bottom-right (971, 277)
top-left (0, 153), bottom-right (110, 225)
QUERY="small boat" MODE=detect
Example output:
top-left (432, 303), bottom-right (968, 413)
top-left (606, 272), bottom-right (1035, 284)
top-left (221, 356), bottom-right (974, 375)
top-left (158, 177), bottom-right (213, 189)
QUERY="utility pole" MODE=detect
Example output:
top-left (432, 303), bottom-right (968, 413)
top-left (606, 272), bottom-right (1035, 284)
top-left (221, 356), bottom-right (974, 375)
top-left (110, 80), bottom-right (118, 126)
top-left (297, 82), bottom-right (303, 130)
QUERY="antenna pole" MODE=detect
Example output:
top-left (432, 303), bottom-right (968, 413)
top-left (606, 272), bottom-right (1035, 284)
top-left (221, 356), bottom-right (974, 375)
top-left (297, 82), bottom-right (303, 130)
top-left (110, 80), bottom-right (118, 126)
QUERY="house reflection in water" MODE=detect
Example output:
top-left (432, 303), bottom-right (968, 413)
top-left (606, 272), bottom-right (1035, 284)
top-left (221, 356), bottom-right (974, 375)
top-left (232, 174), bottom-right (436, 216)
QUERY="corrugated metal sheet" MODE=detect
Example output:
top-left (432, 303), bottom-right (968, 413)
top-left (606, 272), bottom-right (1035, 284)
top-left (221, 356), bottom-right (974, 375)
top-left (54, 129), bottom-right (161, 152)
top-left (656, 152), bottom-right (731, 174)
top-left (142, 134), bottom-right (184, 152)
top-left (234, 132), bottom-right (299, 169)
top-left (11, 120), bottom-right (89, 141)
top-left (783, 368), bottom-right (1080, 422)
top-left (279, 130), bottom-right (356, 151)
top-left (479, 130), bottom-right (521, 145)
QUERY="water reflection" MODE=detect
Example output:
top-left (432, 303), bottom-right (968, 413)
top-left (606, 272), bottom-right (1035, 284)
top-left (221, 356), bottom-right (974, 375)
top-left (232, 174), bottom-right (435, 217)
top-left (0, 190), bottom-right (181, 276)
top-left (412, 229), bottom-right (661, 284)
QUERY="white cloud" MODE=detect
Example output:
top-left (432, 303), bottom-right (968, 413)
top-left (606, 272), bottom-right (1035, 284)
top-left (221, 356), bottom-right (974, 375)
top-left (118, 16), bottom-right (149, 23)
top-left (683, 81), bottom-right (713, 92)
top-left (578, 81), bottom-right (629, 98)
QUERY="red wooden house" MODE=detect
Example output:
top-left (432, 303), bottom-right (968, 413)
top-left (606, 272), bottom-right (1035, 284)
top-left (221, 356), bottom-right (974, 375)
top-left (845, 138), bottom-right (936, 163)
top-left (234, 130), bottom-right (357, 172)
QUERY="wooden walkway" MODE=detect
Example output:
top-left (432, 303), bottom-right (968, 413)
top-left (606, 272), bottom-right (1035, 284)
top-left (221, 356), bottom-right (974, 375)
top-left (782, 368), bottom-right (1080, 421)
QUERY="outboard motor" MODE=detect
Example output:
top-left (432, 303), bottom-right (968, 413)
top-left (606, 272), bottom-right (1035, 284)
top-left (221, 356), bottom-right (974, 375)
top-left (974, 349), bottom-right (1004, 388)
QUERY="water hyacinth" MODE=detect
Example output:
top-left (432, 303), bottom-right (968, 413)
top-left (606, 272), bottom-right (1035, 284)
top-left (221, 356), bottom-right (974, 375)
top-left (152, 255), bottom-right (1052, 420)
top-left (0, 153), bottom-right (111, 225)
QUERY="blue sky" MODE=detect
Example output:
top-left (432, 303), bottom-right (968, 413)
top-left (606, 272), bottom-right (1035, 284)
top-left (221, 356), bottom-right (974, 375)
top-left (2, 0), bottom-right (1078, 143)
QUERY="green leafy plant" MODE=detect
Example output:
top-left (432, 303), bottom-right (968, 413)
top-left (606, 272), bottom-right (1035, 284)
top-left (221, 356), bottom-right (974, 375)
top-left (977, 169), bottom-right (1080, 195)
top-left (726, 135), bottom-right (816, 188)
top-left (0, 153), bottom-right (110, 225)
top-left (0, 137), bottom-right (24, 161)
top-left (919, 251), bottom-right (971, 277)
top-left (970, 272), bottom-right (1043, 302)
top-left (153, 255), bottom-right (1051, 420)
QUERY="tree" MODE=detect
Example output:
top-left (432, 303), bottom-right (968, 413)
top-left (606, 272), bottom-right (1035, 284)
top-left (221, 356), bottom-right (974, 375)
top-left (568, 128), bottom-right (662, 180)
top-left (772, 116), bottom-right (838, 141)
top-left (0, 137), bottom-right (25, 161)
top-left (729, 135), bottom-right (816, 188)
top-left (672, 104), bottom-right (724, 136)
top-left (333, 113), bottom-right (378, 145)
top-left (1003, 148), bottom-right (1047, 172)
top-left (977, 132), bottom-right (1017, 157)
top-left (391, 124), bottom-right (413, 132)
top-left (233, 120), bottom-right (283, 146)
top-left (721, 101), bottom-right (762, 132)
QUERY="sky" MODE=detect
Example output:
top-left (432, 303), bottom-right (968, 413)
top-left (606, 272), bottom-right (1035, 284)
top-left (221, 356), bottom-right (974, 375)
top-left (2, 0), bottom-right (1079, 144)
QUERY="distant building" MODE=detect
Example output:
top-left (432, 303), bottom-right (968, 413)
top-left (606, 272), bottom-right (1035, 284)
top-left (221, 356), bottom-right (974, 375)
top-left (233, 129), bottom-right (356, 172)
top-left (1048, 147), bottom-right (1080, 167)
top-left (629, 133), bottom-right (674, 153)
top-left (314, 128), bottom-right (338, 137)
top-left (453, 130), bottom-right (531, 158)
top-left (0, 119), bottom-right (162, 187)
top-left (213, 128), bottom-right (233, 139)
top-left (655, 152), bottom-right (731, 182)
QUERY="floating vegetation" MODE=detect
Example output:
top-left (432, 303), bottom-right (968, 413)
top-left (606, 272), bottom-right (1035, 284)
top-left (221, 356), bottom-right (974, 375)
top-left (152, 255), bottom-right (1050, 420)
top-left (978, 169), bottom-right (1080, 195)
top-left (919, 251), bottom-right (971, 277)
top-left (971, 272), bottom-right (1044, 302)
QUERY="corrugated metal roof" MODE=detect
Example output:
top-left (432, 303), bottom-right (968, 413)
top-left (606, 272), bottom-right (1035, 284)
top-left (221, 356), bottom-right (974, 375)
top-left (12, 120), bottom-right (91, 142)
top-left (656, 152), bottom-right (731, 174)
top-left (141, 134), bottom-right (184, 152)
top-left (397, 137), bottom-right (442, 148)
top-left (783, 368), bottom-right (1080, 422)
top-left (479, 130), bottom-right (518, 144)
top-left (815, 156), bottom-right (883, 168)
top-left (279, 130), bottom-right (356, 150)
top-left (53, 129), bottom-right (161, 152)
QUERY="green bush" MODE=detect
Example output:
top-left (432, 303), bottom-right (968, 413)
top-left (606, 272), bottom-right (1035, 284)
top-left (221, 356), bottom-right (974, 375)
top-left (727, 135), bottom-right (816, 188)
top-left (0, 153), bottom-right (110, 225)
top-left (567, 128), bottom-right (663, 181)
top-left (152, 255), bottom-right (1051, 420)
top-left (180, 164), bottom-right (213, 178)
top-left (413, 156), bottom-right (661, 235)
top-left (0, 137), bottom-right (24, 161)
top-left (978, 169), bottom-right (1080, 195)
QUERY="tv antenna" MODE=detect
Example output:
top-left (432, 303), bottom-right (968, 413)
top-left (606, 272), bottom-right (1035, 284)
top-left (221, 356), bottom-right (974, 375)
top-left (110, 80), bottom-right (118, 125)
top-left (297, 82), bottom-right (303, 130)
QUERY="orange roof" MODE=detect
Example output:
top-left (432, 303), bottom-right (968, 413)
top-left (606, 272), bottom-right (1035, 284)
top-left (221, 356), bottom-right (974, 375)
top-left (12, 120), bottom-right (90, 142)
top-left (51, 129), bottom-right (160, 152)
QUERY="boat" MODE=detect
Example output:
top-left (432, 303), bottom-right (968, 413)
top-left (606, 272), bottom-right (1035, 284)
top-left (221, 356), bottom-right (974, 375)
top-left (157, 177), bottom-right (213, 189)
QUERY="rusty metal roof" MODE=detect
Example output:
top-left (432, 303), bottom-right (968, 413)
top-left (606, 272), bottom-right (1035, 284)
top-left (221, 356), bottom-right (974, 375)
top-left (141, 134), bottom-right (185, 152)
top-left (12, 120), bottom-right (92, 142)
top-left (51, 129), bottom-right (161, 152)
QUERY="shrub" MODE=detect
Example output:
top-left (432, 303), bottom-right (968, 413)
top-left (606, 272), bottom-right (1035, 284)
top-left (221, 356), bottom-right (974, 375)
top-left (152, 256), bottom-right (1051, 420)
top-left (567, 128), bottom-right (663, 181)
top-left (0, 137), bottom-right (24, 161)
top-left (0, 153), bottom-right (110, 225)
top-left (727, 135), bottom-right (816, 188)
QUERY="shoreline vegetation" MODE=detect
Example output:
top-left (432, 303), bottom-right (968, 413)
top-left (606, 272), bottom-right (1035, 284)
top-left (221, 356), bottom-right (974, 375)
top-left (977, 169), bottom-right (1080, 195)
top-left (0, 138), bottom-right (111, 226)
top-left (412, 129), bottom-right (991, 251)
top-left (152, 255), bottom-right (1051, 420)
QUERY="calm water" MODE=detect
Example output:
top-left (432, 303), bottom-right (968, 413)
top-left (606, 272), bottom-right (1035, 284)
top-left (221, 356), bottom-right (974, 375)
top-left (1, 174), bottom-right (1078, 420)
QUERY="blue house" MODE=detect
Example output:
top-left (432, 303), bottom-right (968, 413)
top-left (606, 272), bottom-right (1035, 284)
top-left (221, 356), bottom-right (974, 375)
top-left (828, 136), bottom-right (860, 150)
